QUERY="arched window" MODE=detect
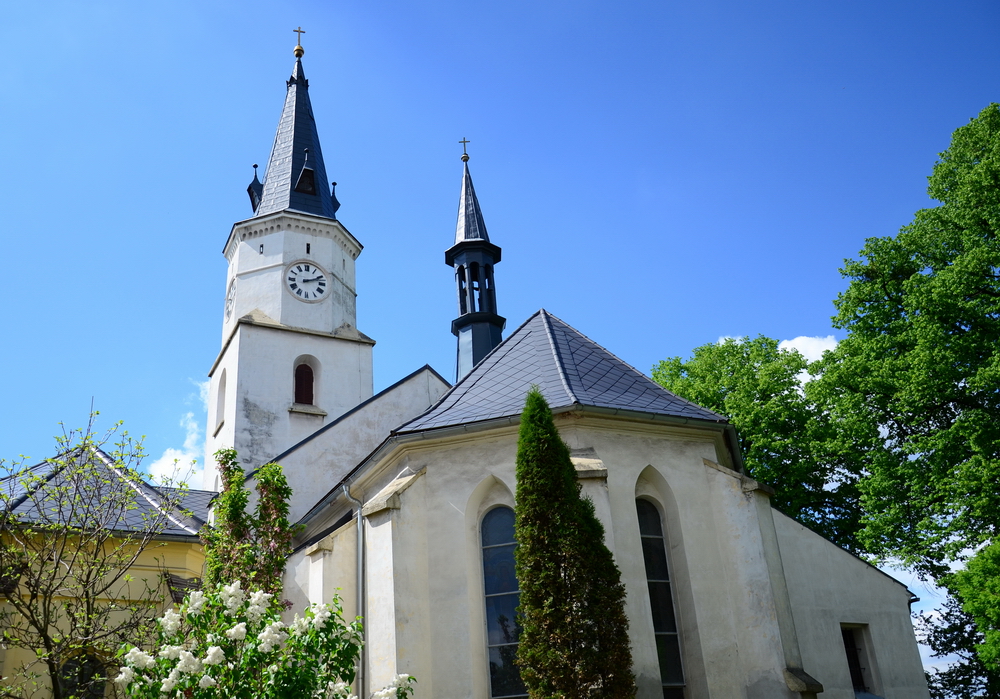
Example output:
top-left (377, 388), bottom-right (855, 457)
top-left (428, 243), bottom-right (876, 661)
top-left (215, 369), bottom-right (227, 429)
top-left (636, 498), bottom-right (685, 698)
top-left (294, 363), bottom-right (314, 405)
top-left (481, 506), bottom-right (527, 699)
top-left (58, 654), bottom-right (105, 699)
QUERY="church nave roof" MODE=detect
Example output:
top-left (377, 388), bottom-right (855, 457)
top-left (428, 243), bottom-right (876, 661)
top-left (397, 309), bottom-right (726, 434)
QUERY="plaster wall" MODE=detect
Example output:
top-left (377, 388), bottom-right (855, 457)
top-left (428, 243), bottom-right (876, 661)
top-left (273, 367), bottom-right (449, 523)
top-left (223, 214), bottom-right (361, 339)
top-left (347, 417), bottom-right (795, 699)
top-left (774, 511), bottom-right (930, 699)
top-left (205, 322), bottom-right (374, 481)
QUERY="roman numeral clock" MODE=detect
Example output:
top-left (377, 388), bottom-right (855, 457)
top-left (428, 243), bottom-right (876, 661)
top-left (285, 262), bottom-right (328, 301)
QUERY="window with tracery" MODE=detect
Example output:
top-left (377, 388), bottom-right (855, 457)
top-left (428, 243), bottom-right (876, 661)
top-left (636, 498), bottom-right (685, 698)
top-left (481, 506), bottom-right (527, 699)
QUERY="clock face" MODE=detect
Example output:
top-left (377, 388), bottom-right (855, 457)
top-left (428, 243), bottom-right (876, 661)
top-left (285, 262), bottom-right (329, 302)
top-left (224, 279), bottom-right (237, 320)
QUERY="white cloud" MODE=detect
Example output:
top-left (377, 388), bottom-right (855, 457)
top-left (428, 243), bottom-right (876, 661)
top-left (778, 335), bottom-right (838, 363)
top-left (147, 412), bottom-right (204, 487)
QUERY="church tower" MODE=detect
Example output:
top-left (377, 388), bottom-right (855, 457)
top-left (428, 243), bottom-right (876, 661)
top-left (205, 39), bottom-right (374, 486)
top-left (446, 149), bottom-right (505, 380)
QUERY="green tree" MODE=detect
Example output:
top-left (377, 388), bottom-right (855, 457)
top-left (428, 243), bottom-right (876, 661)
top-left (816, 103), bottom-right (1000, 579)
top-left (915, 592), bottom-right (1000, 699)
top-left (652, 336), bottom-right (864, 550)
top-left (201, 449), bottom-right (296, 598)
top-left (0, 416), bottom-right (190, 699)
top-left (513, 388), bottom-right (635, 699)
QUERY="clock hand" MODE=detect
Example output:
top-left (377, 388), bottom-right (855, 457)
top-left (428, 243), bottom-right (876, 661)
top-left (301, 276), bottom-right (324, 283)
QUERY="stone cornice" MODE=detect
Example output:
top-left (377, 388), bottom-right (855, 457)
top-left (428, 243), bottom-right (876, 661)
top-left (207, 312), bottom-right (375, 377)
top-left (223, 210), bottom-right (362, 262)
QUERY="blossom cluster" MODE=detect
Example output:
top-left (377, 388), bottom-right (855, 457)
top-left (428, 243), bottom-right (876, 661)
top-left (115, 583), bottom-right (400, 699)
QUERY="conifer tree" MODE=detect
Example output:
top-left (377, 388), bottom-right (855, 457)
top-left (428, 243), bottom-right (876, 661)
top-left (513, 388), bottom-right (635, 699)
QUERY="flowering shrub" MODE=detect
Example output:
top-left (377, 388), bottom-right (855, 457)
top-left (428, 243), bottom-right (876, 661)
top-left (115, 582), bottom-right (415, 699)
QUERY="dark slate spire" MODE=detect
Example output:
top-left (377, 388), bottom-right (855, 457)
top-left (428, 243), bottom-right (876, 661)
top-left (446, 148), bottom-right (505, 380)
top-left (252, 46), bottom-right (339, 219)
top-left (455, 159), bottom-right (489, 243)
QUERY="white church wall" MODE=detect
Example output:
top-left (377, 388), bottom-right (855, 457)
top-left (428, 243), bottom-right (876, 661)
top-left (774, 511), bottom-right (930, 699)
top-left (275, 366), bottom-right (449, 523)
top-left (344, 416), bottom-right (806, 699)
top-left (565, 421), bottom-right (797, 699)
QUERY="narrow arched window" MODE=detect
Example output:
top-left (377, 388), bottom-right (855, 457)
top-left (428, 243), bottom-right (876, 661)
top-left (58, 654), bottom-right (105, 699)
top-left (481, 507), bottom-right (527, 699)
top-left (294, 363), bottom-right (314, 405)
top-left (215, 369), bottom-right (227, 429)
top-left (636, 498), bottom-right (685, 698)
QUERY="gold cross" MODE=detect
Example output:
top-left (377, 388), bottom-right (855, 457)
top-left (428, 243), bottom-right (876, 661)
top-left (459, 138), bottom-right (470, 155)
top-left (294, 26), bottom-right (306, 45)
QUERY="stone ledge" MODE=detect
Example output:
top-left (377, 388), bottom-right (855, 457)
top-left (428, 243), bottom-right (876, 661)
top-left (570, 447), bottom-right (607, 479)
top-left (362, 468), bottom-right (426, 516)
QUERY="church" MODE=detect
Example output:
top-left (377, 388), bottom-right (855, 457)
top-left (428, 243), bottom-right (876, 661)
top-left (203, 39), bottom-right (930, 699)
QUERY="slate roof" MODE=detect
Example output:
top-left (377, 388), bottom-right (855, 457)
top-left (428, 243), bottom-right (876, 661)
top-left (397, 309), bottom-right (726, 433)
top-left (454, 160), bottom-right (489, 244)
top-left (0, 448), bottom-right (213, 538)
top-left (254, 57), bottom-right (339, 219)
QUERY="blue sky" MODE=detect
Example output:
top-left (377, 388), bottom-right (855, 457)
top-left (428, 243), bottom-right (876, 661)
top-left (0, 0), bottom-right (996, 658)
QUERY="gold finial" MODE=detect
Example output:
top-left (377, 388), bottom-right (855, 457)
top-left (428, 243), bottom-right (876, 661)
top-left (459, 137), bottom-right (470, 162)
top-left (293, 26), bottom-right (306, 57)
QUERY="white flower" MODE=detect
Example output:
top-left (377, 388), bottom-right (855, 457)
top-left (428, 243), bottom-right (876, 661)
top-left (225, 622), bottom-right (247, 641)
top-left (158, 645), bottom-right (182, 660)
top-left (114, 666), bottom-right (135, 686)
top-left (203, 646), bottom-right (225, 666)
top-left (198, 675), bottom-right (218, 689)
top-left (206, 633), bottom-right (216, 644)
top-left (176, 650), bottom-right (203, 674)
top-left (291, 614), bottom-right (310, 636)
top-left (220, 581), bottom-right (245, 616)
top-left (158, 608), bottom-right (182, 635)
top-left (311, 603), bottom-right (332, 630)
top-left (124, 647), bottom-right (156, 669)
top-left (256, 620), bottom-right (288, 653)
top-left (160, 669), bottom-right (181, 693)
top-left (247, 589), bottom-right (272, 613)
top-left (185, 590), bottom-right (207, 616)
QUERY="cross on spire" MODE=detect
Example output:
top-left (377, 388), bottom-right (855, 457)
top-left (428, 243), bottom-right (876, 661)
top-left (294, 26), bottom-right (306, 44)
top-left (459, 137), bottom-right (470, 162)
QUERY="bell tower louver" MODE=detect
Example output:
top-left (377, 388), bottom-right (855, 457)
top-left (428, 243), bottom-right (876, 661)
top-left (446, 149), bottom-right (505, 380)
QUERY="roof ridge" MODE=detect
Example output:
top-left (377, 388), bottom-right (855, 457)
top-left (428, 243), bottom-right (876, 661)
top-left (93, 449), bottom-right (202, 534)
top-left (539, 309), bottom-right (579, 405)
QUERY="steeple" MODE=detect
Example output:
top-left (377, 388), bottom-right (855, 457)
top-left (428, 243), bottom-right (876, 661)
top-left (446, 144), bottom-right (505, 380)
top-left (250, 42), bottom-right (340, 219)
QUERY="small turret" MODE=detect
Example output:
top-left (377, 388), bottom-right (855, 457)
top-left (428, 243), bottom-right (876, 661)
top-left (446, 142), bottom-right (505, 380)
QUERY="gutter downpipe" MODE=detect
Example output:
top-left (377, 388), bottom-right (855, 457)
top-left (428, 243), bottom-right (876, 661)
top-left (342, 483), bottom-right (365, 699)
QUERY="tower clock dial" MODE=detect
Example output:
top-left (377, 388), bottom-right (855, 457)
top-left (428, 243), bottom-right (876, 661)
top-left (224, 279), bottom-right (237, 320)
top-left (285, 262), bottom-right (329, 302)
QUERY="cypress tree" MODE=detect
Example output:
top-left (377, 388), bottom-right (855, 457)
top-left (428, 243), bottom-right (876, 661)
top-left (514, 388), bottom-right (636, 699)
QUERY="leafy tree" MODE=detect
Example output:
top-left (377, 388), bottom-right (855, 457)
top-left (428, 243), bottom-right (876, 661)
top-left (652, 336), bottom-right (864, 550)
top-left (915, 592), bottom-right (1000, 698)
top-left (815, 103), bottom-right (1000, 579)
top-left (0, 417), bottom-right (190, 699)
top-left (201, 449), bottom-right (296, 598)
top-left (513, 388), bottom-right (635, 699)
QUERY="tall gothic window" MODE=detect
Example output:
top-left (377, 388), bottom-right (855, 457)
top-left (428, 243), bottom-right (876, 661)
top-left (294, 363), bottom-right (314, 405)
top-left (636, 498), bottom-right (685, 699)
top-left (481, 506), bottom-right (527, 699)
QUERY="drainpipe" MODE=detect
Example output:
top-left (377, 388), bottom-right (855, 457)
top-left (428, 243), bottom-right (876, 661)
top-left (342, 483), bottom-right (365, 699)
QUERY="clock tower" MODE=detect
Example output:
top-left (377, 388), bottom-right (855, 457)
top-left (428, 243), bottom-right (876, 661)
top-left (205, 41), bottom-right (374, 486)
